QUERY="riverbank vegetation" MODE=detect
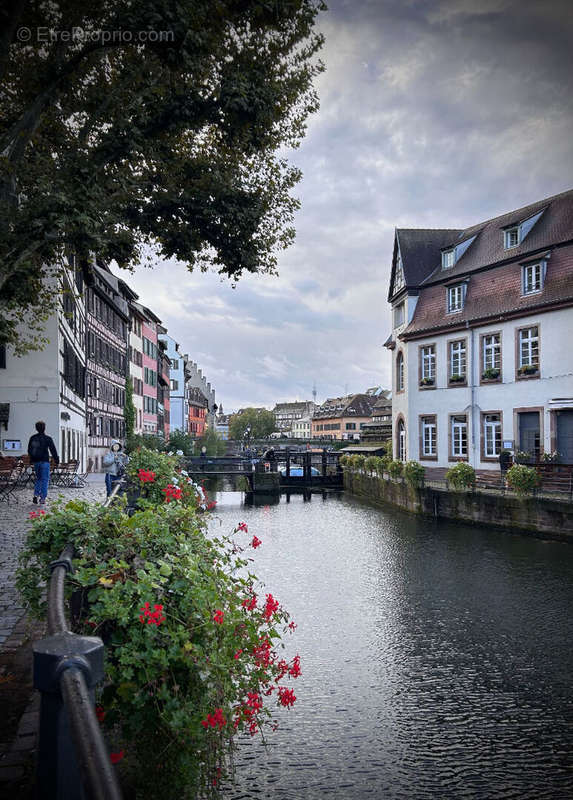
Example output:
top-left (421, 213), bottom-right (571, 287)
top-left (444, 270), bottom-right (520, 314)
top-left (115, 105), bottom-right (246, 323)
top-left (17, 448), bottom-right (300, 798)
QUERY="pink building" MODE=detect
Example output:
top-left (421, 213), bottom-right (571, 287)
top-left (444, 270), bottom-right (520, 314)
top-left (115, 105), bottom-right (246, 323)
top-left (141, 308), bottom-right (161, 434)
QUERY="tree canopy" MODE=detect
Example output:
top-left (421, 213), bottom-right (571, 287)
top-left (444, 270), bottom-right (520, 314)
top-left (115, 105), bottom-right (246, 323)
top-left (0, 0), bottom-right (325, 352)
top-left (229, 407), bottom-right (276, 440)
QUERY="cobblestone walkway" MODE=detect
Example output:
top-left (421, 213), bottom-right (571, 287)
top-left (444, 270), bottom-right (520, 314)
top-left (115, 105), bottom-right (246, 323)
top-left (0, 477), bottom-right (106, 647)
top-left (0, 477), bottom-right (106, 793)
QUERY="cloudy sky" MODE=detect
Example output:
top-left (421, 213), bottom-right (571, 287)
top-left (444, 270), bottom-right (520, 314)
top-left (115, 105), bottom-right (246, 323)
top-left (126, 0), bottom-right (573, 413)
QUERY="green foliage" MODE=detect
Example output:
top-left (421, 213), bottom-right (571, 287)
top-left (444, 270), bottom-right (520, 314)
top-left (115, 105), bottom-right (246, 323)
top-left (445, 462), bottom-right (476, 490)
top-left (382, 440), bottom-right (393, 458)
top-left (338, 454), bottom-right (350, 467)
top-left (506, 464), bottom-right (539, 496)
top-left (229, 408), bottom-right (276, 441)
top-left (404, 461), bottom-right (425, 488)
top-left (196, 427), bottom-right (227, 457)
top-left (388, 460), bottom-right (404, 479)
top-left (374, 456), bottom-right (388, 477)
top-left (166, 430), bottom-right (195, 457)
top-left (350, 454), bottom-right (366, 470)
top-left (1, 0), bottom-right (326, 352)
top-left (124, 378), bottom-right (136, 442)
top-left (17, 448), bottom-right (299, 797)
top-left (364, 456), bottom-right (378, 474)
top-left (126, 433), bottom-right (164, 454)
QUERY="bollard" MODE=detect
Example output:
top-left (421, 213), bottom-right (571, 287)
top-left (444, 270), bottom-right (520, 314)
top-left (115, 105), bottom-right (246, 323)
top-left (33, 631), bottom-right (108, 800)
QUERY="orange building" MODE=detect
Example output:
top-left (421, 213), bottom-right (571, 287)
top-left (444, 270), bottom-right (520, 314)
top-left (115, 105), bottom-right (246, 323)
top-left (188, 387), bottom-right (208, 437)
top-left (311, 394), bottom-right (377, 441)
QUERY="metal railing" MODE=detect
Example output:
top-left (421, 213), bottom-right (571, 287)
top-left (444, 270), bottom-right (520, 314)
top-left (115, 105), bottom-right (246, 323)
top-left (33, 482), bottom-right (124, 799)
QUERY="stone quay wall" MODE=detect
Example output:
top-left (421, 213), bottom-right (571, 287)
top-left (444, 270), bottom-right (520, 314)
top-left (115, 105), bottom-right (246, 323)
top-left (344, 470), bottom-right (573, 543)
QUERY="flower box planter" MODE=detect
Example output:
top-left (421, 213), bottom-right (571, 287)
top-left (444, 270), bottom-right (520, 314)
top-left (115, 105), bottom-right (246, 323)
top-left (419, 378), bottom-right (435, 387)
top-left (517, 365), bottom-right (539, 377)
top-left (481, 368), bottom-right (500, 381)
top-left (449, 374), bottom-right (466, 384)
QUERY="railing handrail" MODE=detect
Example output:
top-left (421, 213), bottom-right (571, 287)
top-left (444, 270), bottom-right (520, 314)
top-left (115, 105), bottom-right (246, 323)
top-left (34, 480), bottom-right (125, 799)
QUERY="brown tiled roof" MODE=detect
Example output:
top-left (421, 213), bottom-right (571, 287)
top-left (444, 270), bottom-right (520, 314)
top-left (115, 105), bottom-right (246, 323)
top-left (421, 188), bottom-right (573, 285)
top-left (403, 243), bottom-right (573, 339)
top-left (313, 393), bottom-right (376, 419)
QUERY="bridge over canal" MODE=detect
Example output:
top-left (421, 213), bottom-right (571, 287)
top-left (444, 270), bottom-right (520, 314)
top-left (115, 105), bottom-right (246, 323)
top-left (187, 450), bottom-right (343, 492)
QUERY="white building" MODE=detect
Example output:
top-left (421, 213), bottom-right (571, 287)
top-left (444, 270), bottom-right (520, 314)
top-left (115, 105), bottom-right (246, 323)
top-left (0, 261), bottom-right (88, 468)
top-left (291, 415), bottom-right (312, 439)
top-left (273, 401), bottom-right (316, 435)
top-left (158, 334), bottom-right (188, 433)
top-left (386, 189), bottom-right (573, 470)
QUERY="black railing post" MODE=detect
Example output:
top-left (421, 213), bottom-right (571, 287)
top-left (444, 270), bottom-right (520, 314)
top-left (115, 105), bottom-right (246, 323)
top-left (33, 631), bottom-right (105, 799)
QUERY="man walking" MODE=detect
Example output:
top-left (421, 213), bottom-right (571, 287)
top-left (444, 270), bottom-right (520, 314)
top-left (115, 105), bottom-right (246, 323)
top-left (27, 421), bottom-right (59, 505)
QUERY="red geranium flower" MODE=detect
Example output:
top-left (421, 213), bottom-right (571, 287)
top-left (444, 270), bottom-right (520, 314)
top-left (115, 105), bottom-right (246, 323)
top-left (213, 609), bottom-right (224, 625)
top-left (110, 750), bottom-right (124, 764)
top-left (137, 469), bottom-right (156, 483)
top-left (236, 522), bottom-right (248, 533)
top-left (278, 687), bottom-right (296, 708)
top-left (251, 535), bottom-right (262, 549)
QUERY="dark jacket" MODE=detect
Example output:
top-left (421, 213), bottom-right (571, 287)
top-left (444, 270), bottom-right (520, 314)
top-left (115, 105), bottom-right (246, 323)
top-left (28, 433), bottom-right (59, 465)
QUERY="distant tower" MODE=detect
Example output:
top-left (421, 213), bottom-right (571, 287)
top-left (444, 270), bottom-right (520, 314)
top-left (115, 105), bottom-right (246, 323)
top-left (312, 382), bottom-right (317, 404)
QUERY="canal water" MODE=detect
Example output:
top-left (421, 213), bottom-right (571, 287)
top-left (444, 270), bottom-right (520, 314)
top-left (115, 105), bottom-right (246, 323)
top-left (208, 490), bottom-right (573, 799)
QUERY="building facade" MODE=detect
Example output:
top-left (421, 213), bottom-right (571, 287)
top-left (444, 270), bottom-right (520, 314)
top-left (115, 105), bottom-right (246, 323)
top-left (311, 394), bottom-right (376, 441)
top-left (188, 387), bottom-right (208, 437)
top-left (85, 264), bottom-right (129, 469)
top-left (158, 334), bottom-right (188, 433)
top-left (157, 335), bottom-right (171, 440)
top-left (0, 260), bottom-right (88, 468)
top-left (291, 415), bottom-right (312, 439)
top-left (273, 401), bottom-right (316, 434)
top-left (386, 189), bottom-right (573, 469)
top-left (186, 360), bottom-right (216, 429)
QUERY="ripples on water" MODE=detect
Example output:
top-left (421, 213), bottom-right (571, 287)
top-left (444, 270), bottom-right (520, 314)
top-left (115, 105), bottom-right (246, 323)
top-left (208, 490), bottom-right (573, 799)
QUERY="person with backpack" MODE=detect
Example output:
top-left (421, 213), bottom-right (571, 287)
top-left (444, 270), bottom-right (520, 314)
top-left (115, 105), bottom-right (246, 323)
top-left (27, 421), bottom-right (59, 505)
top-left (103, 440), bottom-right (128, 496)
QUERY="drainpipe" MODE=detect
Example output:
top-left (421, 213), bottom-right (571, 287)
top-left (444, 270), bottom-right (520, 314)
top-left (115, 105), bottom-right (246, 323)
top-left (468, 321), bottom-right (477, 469)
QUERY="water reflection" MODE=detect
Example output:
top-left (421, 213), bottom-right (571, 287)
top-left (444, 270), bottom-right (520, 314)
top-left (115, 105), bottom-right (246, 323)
top-left (209, 491), bottom-right (573, 799)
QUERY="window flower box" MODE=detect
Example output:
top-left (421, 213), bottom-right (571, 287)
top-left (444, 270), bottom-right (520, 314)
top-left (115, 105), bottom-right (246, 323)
top-left (419, 377), bottom-right (435, 387)
top-left (518, 364), bottom-right (538, 376)
top-left (449, 374), bottom-right (466, 383)
top-left (481, 368), bottom-right (500, 381)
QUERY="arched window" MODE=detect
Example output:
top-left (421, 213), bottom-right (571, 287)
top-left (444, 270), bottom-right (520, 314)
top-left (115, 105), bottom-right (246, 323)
top-left (396, 351), bottom-right (404, 392)
top-left (398, 419), bottom-right (406, 461)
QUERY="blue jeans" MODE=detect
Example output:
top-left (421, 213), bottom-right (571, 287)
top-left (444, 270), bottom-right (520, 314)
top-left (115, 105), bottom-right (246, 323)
top-left (105, 473), bottom-right (118, 496)
top-left (34, 461), bottom-right (50, 501)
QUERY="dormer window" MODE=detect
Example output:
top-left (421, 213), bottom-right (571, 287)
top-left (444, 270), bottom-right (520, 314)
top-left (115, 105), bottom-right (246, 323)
top-left (442, 249), bottom-right (455, 269)
top-left (505, 227), bottom-right (519, 249)
top-left (447, 283), bottom-right (466, 313)
top-left (522, 262), bottom-right (544, 295)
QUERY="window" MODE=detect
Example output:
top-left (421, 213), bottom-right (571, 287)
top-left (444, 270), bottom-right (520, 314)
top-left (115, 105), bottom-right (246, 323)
top-left (483, 414), bottom-right (501, 458)
top-left (398, 420), bottom-right (406, 461)
top-left (0, 344), bottom-right (6, 369)
top-left (421, 416), bottom-right (437, 458)
top-left (447, 284), bottom-right (465, 313)
top-left (451, 415), bottom-right (468, 458)
top-left (504, 227), bottom-right (519, 249)
top-left (421, 345), bottom-right (436, 381)
top-left (393, 302), bottom-right (405, 328)
top-left (449, 340), bottom-right (466, 381)
top-left (518, 326), bottom-right (539, 369)
top-left (522, 262), bottom-right (543, 295)
top-left (393, 256), bottom-right (405, 293)
top-left (396, 352), bottom-right (404, 392)
top-left (171, 359), bottom-right (179, 370)
top-left (442, 249), bottom-right (455, 269)
top-left (483, 333), bottom-right (501, 371)
top-left (345, 422), bottom-right (356, 430)
top-left (171, 379), bottom-right (179, 391)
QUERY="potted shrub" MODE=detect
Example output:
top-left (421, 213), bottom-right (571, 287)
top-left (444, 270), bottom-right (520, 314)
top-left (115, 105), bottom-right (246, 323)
top-left (388, 460), bottom-right (404, 479)
top-left (518, 364), bottom-right (538, 376)
top-left (420, 377), bottom-right (435, 386)
top-left (481, 367), bottom-right (500, 380)
top-left (445, 462), bottom-right (476, 490)
top-left (404, 461), bottom-right (425, 488)
top-left (449, 373), bottom-right (465, 383)
top-left (506, 463), bottom-right (539, 496)
top-left (514, 450), bottom-right (533, 465)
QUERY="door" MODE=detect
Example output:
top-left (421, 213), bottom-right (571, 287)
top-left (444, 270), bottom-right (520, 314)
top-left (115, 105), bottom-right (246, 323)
top-left (518, 412), bottom-right (540, 459)
top-left (556, 411), bottom-right (573, 463)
